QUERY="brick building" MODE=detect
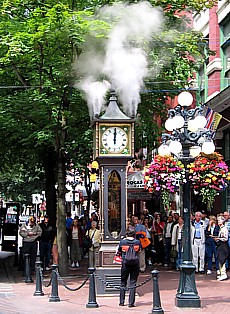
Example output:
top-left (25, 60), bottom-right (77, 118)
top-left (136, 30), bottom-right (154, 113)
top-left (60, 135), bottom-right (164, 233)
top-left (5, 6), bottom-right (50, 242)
top-left (193, 0), bottom-right (230, 213)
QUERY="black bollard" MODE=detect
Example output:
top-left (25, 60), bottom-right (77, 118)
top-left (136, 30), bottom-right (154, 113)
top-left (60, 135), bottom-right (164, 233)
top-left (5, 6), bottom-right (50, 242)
top-left (24, 253), bottom-right (33, 283)
top-left (49, 264), bottom-right (60, 302)
top-left (151, 269), bottom-right (164, 314)
top-left (33, 261), bottom-right (44, 296)
top-left (86, 267), bottom-right (99, 308)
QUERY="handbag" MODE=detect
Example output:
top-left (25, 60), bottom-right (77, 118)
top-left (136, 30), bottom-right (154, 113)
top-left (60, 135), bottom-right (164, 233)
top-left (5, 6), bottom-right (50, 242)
top-left (83, 229), bottom-right (96, 249)
top-left (113, 254), bottom-right (122, 265)
top-left (140, 237), bottom-right (151, 249)
top-left (93, 242), bottom-right (100, 248)
top-left (170, 248), bottom-right (178, 258)
top-left (158, 234), bottom-right (163, 242)
top-left (83, 236), bottom-right (92, 249)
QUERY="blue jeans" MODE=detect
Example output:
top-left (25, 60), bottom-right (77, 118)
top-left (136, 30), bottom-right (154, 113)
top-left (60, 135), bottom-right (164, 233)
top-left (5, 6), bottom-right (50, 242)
top-left (225, 237), bottom-right (230, 268)
top-left (164, 238), bottom-right (171, 264)
top-left (40, 241), bottom-right (52, 268)
top-left (176, 239), bottom-right (183, 269)
top-left (205, 238), bottom-right (219, 271)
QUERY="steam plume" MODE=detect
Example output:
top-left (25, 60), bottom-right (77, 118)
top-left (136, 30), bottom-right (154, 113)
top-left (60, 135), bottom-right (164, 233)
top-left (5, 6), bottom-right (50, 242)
top-left (74, 1), bottom-right (164, 118)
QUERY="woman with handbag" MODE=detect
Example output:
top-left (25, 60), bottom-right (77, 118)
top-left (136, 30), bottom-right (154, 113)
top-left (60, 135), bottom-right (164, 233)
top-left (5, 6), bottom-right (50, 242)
top-left (88, 221), bottom-right (101, 268)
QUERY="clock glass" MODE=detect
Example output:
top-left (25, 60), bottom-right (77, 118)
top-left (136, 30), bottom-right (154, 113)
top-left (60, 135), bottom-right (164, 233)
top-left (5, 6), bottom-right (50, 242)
top-left (102, 127), bottom-right (128, 153)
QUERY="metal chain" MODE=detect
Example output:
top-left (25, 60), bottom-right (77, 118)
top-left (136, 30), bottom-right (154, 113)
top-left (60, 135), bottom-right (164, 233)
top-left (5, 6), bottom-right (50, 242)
top-left (54, 269), bottom-right (89, 291)
top-left (94, 273), bottom-right (152, 291)
top-left (38, 267), bottom-right (52, 288)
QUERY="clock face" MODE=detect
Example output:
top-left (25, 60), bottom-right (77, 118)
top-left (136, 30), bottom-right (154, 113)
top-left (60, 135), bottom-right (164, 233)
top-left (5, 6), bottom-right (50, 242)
top-left (102, 127), bottom-right (128, 153)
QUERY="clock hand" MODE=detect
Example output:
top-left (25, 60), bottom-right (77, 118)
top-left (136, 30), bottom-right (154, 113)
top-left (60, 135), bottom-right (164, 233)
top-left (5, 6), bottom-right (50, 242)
top-left (113, 128), bottom-right (117, 145)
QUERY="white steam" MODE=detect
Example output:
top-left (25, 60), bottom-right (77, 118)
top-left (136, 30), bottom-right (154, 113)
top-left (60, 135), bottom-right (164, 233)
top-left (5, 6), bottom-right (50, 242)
top-left (74, 1), bottom-right (164, 118)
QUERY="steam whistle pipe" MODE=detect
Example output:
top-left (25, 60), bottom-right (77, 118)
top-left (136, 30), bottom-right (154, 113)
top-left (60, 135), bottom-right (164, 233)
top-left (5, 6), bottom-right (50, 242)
top-left (151, 270), bottom-right (164, 314)
top-left (33, 260), bottom-right (44, 296)
top-left (86, 267), bottom-right (99, 308)
top-left (49, 264), bottom-right (60, 302)
top-left (24, 253), bottom-right (33, 283)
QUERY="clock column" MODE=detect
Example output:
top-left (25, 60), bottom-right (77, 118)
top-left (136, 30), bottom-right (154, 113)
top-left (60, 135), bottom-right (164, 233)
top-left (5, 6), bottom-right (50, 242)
top-left (92, 89), bottom-right (135, 295)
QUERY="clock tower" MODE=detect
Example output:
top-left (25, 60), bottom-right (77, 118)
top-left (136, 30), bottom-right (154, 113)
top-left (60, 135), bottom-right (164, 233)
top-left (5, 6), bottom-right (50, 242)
top-left (92, 89), bottom-right (135, 294)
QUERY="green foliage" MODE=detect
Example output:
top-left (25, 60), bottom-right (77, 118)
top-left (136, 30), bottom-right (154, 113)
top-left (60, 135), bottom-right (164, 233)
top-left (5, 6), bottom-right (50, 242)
top-left (0, 0), bottom-right (109, 200)
top-left (0, 0), bottom-right (216, 201)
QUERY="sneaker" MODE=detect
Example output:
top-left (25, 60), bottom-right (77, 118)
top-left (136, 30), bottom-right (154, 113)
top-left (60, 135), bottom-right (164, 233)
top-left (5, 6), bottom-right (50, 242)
top-left (45, 267), bottom-right (51, 271)
top-left (207, 270), bottom-right (212, 275)
top-left (71, 262), bottom-right (75, 268)
top-left (147, 260), bottom-right (152, 266)
top-left (217, 274), bottom-right (228, 281)
top-left (75, 261), bottom-right (79, 268)
top-left (217, 270), bottom-right (221, 275)
top-left (163, 264), bottom-right (169, 267)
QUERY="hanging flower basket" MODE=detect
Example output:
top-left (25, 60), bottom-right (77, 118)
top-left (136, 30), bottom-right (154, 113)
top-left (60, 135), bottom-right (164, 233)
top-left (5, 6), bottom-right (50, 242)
top-left (143, 155), bottom-right (186, 211)
top-left (188, 152), bottom-right (230, 206)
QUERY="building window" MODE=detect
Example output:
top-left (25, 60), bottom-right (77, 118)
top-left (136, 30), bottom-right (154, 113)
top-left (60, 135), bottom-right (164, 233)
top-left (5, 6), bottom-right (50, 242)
top-left (224, 130), bottom-right (230, 160)
top-left (220, 16), bottom-right (230, 88)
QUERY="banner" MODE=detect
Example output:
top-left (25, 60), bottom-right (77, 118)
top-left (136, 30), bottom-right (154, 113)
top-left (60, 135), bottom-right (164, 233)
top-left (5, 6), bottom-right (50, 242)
top-left (205, 107), bottom-right (222, 137)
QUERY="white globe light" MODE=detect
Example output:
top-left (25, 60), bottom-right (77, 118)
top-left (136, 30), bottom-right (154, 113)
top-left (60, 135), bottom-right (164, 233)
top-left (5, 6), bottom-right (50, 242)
top-left (169, 140), bottom-right (182, 154)
top-left (177, 91), bottom-right (194, 107)
top-left (172, 115), bottom-right (185, 129)
top-left (201, 141), bottom-right (215, 154)
top-left (188, 119), bottom-right (198, 132)
top-left (190, 146), bottom-right (201, 157)
top-left (193, 115), bottom-right (207, 129)
top-left (165, 118), bottom-right (175, 131)
top-left (158, 144), bottom-right (171, 156)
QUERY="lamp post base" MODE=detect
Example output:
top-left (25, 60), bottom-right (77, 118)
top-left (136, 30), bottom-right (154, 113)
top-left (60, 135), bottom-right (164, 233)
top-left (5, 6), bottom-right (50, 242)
top-left (175, 262), bottom-right (201, 308)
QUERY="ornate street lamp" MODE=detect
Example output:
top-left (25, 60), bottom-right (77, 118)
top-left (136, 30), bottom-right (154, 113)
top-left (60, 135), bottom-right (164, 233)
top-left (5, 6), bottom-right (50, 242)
top-left (158, 91), bottom-right (215, 308)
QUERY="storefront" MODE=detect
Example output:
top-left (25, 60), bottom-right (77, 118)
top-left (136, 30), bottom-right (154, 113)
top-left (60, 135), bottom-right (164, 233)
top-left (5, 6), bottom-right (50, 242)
top-left (127, 171), bottom-right (160, 217)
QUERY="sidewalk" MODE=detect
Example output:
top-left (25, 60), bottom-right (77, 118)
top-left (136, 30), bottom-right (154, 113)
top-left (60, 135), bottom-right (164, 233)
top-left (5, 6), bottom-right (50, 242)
top-left (0, 255), bottom-right (230, 314)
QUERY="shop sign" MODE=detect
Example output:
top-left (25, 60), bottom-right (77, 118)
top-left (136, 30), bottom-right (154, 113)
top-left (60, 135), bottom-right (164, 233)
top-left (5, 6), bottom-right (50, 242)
top-left (128, 192), bottom-right (152, 200)
top-left (127, 171), bottom-right (145, 189)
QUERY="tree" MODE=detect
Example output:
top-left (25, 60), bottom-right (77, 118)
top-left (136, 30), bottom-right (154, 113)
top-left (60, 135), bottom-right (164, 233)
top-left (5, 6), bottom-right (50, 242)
top-left (0, 0), bottom-right (108, 275)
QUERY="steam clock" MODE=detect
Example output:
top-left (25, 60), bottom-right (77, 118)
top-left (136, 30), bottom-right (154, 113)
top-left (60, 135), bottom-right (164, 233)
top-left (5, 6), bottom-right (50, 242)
top-left (93, 89), bottom-right (135, 294)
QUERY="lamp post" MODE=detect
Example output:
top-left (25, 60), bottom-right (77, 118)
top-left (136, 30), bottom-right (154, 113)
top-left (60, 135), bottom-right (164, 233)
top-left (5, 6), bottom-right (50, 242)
top-left (158, 91), bottom-right (215, 308)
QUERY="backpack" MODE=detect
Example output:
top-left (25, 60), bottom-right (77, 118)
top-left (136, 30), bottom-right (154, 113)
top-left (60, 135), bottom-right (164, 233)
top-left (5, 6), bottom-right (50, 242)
top-left (124, 244), bottom-right (139, 266)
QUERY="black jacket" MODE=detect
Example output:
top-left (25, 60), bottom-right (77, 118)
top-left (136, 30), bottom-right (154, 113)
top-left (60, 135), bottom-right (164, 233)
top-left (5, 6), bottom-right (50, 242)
top-left (39, 222), bottom-right (53, 243)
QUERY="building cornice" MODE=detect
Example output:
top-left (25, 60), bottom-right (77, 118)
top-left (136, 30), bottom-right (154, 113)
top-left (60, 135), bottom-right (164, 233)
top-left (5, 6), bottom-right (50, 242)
top-left (206, 58), bottom-right (223, 76)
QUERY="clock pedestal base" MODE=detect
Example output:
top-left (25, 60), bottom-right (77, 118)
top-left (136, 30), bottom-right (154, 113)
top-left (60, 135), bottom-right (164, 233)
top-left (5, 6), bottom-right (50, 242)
top-left (95, 242), bottom-right (121, 295)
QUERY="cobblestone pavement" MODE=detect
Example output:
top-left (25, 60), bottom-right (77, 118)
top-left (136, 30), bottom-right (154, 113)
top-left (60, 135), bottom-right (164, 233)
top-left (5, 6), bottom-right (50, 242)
top-left (0, 255), bottom-right (230, 314)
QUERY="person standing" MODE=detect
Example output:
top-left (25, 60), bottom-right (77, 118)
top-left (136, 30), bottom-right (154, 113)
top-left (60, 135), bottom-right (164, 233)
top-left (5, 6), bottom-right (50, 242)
top-left (191, 211), bottom-right (206, 274)
top-left (39, 215), bottom-right (53, 270)
top-left (133, 216), bottom-right (147, 272)
top-left (201, 210), bottom-right (209, 229)
top-left (70, 217), bottom-right (84, 268)
top-left (214, 216), bottom-right (229, 281)
top-left (143, 216), bottom-right (153, 266)
top-left (205, 215), bottom-right (219, 275)
top-left (163, 215), bottom-right (173, 267)
top-left (19, 216), bottom-right (42, 274)
top-left (88, 221), bottom-right (101, 268)
top-left (171, 216), bottom-right (184, 270)
top-left (153, 213), bottom-right (165, 265)
top-left (223, 211), bottom-right (230, 269)
top-left (117, 230), bottom-right (141, 308)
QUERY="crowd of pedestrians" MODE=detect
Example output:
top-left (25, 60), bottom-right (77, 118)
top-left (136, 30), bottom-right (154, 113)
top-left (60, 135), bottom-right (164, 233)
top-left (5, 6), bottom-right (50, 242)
top-left (18, 208), bottom-right (230, 284)
top-left (18, 211), bottom-right (101, 272)
top-left (127, 209), bottom-right (230, 282)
